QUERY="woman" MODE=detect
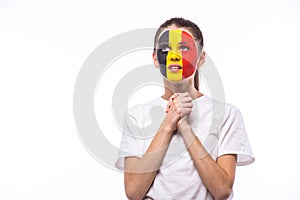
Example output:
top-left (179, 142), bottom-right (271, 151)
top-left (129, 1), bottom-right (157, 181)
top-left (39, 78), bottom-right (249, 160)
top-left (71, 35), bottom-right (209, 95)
top-left (116, 17), bottom-right (254, 200)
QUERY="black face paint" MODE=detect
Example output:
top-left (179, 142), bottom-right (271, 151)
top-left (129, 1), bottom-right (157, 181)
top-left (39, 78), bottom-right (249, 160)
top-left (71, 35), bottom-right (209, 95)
top-left (156, 31), bottom-right (169, 78)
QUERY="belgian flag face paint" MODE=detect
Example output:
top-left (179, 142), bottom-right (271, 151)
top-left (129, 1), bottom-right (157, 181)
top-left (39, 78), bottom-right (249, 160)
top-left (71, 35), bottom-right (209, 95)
top-left (156, 29), bottom-right (198, 82)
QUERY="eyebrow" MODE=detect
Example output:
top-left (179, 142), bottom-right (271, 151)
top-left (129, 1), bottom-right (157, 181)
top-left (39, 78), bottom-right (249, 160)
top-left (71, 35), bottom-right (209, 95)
top-left (178, 42), bottom-right (189, 44)
top-left (159, 42), bottom-right (170, 45)
top-left (159, 41), bottom-right (190, 45)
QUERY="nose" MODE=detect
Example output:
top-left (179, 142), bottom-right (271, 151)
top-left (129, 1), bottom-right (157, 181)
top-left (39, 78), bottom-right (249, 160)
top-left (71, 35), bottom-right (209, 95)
top-left (168, 51), bottom-right (181, 62)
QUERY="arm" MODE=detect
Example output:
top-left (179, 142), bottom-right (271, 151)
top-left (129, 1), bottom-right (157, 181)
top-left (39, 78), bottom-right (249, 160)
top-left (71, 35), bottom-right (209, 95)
top-left (124, 93), bottom-right (193, 200)
top-left (178, 121), bottom-right (237, 200)
top-left (124, 122), bottom-right (173, 200)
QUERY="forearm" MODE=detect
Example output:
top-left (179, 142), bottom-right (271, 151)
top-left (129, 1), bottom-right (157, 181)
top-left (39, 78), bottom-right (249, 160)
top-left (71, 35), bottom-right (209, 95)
top-left (125, 127), bottom-right (173, 200)
top-left (179, 124), bottom-right (236, 200)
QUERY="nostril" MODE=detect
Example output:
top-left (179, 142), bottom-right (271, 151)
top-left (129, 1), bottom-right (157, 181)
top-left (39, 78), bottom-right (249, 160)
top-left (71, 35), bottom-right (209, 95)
top-left (171, 57), bottom-right (180, 61)
top-left (170, 55), bottom-right (180, 61)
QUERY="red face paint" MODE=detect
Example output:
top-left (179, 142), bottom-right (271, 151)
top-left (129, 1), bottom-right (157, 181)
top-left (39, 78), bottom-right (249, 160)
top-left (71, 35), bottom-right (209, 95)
top-left (181, 30), bottom-right (198, 79)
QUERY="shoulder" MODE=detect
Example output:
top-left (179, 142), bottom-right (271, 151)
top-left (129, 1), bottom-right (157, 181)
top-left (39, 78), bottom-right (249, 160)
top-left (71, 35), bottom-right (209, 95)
top-left (201, 95), bottom-right (243, 121)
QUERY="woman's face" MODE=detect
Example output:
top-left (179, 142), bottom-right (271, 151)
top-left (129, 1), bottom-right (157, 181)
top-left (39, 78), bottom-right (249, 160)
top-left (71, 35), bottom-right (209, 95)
top-left (156, 28), bottom-right (198, 82)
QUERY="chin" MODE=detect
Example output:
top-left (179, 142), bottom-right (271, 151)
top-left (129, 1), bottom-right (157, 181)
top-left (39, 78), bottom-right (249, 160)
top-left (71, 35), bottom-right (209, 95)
top-left (163, 76), bottom-right (193, 84)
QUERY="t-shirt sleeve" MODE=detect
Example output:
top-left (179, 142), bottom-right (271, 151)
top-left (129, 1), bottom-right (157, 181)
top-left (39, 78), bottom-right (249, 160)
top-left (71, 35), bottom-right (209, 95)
top-left (115, 110), bottom-right (144, 171)
top-left (218, 106), bottom-right (255, 166)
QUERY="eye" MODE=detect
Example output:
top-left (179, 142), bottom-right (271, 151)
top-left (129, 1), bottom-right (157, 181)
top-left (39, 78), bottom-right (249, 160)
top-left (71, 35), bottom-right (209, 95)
top-left (159, 45), bottom-right (171, 52)
top-left (180, 45), bottom-right (189, 51)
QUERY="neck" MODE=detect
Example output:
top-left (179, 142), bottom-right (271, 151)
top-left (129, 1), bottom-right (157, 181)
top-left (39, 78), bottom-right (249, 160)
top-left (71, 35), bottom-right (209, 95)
top-left (162, 77), bottom-right (203, 100)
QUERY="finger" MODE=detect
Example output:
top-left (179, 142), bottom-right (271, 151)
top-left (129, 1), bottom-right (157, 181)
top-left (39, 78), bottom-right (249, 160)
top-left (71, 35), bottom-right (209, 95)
top-left (175, 92), bottom-right (189, 99)
top-left (166, 100), bottom-right (172, 112)
top-left (171, 93), bottom-right (179, 100)
top-left (171, 100), bottom-right (192, 109)
top-left (166, 105), bottom-right (171, 113)
top-left (168, 94), bottom-right (192, 111)
top-left (166, 94), bottom-right (177, 112)
top-left (177, 96), bottom-right (193, 103)
top-left (180, 108), bottom-right (192, 117)
top-left (178, 102), bottom-right (193, 108)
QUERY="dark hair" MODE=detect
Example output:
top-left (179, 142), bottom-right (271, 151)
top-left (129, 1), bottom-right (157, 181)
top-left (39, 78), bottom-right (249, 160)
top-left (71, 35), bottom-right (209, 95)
top-left (154, 17), bottom-right (204, 91)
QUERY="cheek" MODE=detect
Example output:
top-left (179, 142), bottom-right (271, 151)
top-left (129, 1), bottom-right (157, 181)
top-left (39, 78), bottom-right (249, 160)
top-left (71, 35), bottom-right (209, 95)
top-left (181, 31), bottom-right (198, 79)
top-left (156, 50), bottom-right (168, 77)
top-left (182, 50), bottom-right (198, 78)
top-left (157, 50), bottom-right (167, 65)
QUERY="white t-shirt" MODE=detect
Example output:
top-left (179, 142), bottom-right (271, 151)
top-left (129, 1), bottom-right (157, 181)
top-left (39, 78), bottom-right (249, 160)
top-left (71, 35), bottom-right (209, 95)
top-left (115, 95), bottom-right (254, 200)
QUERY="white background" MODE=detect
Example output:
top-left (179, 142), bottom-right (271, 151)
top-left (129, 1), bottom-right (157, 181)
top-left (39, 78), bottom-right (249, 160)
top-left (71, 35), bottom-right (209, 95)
top-left (1, 0), bottom-right (300, 199)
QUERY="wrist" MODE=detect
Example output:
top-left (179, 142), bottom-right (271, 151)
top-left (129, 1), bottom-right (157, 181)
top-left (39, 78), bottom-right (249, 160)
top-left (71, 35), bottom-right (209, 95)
top-left (178, 121), bottom-right (191, 132)
top-left (161, 124), bottom-right (176, 134)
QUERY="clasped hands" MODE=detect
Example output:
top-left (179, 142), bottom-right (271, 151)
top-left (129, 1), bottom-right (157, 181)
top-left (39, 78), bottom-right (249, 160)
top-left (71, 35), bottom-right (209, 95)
top-left (165, 92), bottom-right (193, 132)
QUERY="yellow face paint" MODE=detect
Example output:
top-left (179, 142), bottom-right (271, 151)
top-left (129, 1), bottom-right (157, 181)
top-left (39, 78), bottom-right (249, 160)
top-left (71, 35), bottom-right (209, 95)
top-left (166, 30), bottom-right (183, 81)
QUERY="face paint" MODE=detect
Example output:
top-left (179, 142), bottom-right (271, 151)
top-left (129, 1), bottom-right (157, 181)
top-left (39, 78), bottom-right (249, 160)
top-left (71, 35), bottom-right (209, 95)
top-left (156, 29), bottom-right (198, 82)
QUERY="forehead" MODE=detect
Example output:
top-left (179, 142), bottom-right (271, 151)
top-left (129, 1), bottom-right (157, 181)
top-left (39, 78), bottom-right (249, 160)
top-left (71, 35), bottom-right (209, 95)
top-left (158, 29), bottom-right (195, 43)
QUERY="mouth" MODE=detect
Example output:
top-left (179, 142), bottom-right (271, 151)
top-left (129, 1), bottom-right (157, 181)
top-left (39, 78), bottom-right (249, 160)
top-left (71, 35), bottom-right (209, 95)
top-left (168, 65), bottom-right (182, 73)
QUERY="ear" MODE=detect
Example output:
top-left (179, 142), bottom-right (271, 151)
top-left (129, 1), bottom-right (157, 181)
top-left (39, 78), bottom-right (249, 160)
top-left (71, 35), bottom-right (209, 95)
top-left (197, 50), bottom-right (206, 69)
top-left (153, 51), bottom-right (159, 68)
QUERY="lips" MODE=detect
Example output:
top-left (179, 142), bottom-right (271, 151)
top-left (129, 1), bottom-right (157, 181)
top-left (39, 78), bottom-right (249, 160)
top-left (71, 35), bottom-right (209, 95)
top-left (168, 65), bottom-right (182, 73)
